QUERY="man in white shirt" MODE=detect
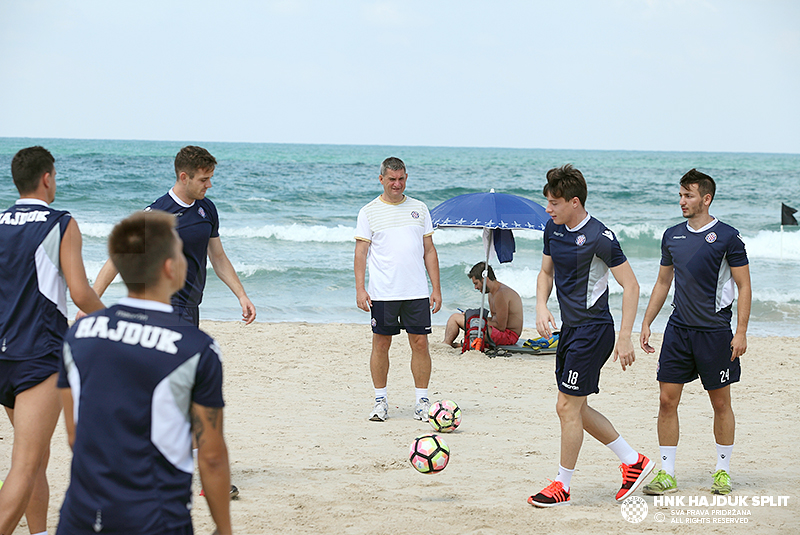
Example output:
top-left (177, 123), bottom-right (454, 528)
top-left (354, 157), bottom-right (442, 422)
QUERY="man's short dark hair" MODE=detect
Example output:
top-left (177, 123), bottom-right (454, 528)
top-left (542, 164), bottom-right (587, 207)
top-left (174, 146), bottom-right (217, 179)
top-left (469, 262), bottom-right (496, 282)
top-left (109, 211), bottom-right (178, 293)
top-left (680, 168), bottom-right (716, 203)
top-left (11, 146), bottom-right (55, 195)
top-left (380, 157), bottom-right (406, 176)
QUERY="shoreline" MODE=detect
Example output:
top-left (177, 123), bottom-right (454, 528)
top-left (198, 319), bottom-right (800, 340)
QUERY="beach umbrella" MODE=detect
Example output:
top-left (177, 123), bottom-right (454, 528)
top-left (430, 190), bottom-right (549, 347)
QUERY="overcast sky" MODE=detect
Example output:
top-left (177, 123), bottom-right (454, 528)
top-left (1, 1), bottom-right (798, 153)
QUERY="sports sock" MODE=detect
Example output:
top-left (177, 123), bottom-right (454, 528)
top-left (30, 532), bottom-right (47, 535)
top-left (659, 445), bottom-right (677, 476)
top-left (555, 464), bottom-right (574, 490)
top-left (415, 388), bottom-right (429, 403)
top-left (606, 435), bottom-right (639, 466)
top-left (374, 387), bottom-right (387, 401)
top-left (715, 443), bottom-right (733, 472)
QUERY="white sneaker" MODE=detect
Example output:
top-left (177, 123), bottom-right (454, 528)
top-left (414, 398), bottom-right (431, 421)
top-left (369, 397), bottom-right (389, 421)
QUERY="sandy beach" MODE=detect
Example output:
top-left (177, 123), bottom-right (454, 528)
top-left (2, 322), bottom-right (798, 534)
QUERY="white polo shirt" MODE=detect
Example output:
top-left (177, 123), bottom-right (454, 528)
top-left (355, 195), bottom-right (434, 301)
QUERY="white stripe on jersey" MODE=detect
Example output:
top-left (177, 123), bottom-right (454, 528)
top-left (151, 353), bottom-right (201, 474)
top-left (587, 255), bottom-right (611, 309)
top-left (715, 256), bottom-right (735, 313)
top-left (34, 223), bottom-right (67, 317)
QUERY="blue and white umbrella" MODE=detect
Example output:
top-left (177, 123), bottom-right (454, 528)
top-left (430, 190), bottom-right (549, 345)
top-left (431, 190), bottom-right (549, 232)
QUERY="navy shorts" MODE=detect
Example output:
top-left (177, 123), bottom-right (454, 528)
top-left (555, 323), bottom-right (615, 397)
top-left (0, 353), bottom-right (60, 409)
top-left (174, 305), bottom-right (200, 327)
top-left (370, 298), bottom-right (432, 336)
top-left (658, 323), bottom-right (740, 391)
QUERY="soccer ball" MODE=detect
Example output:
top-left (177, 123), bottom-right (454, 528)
top-left (409, 434), bottom-right (450, 474)
top-left (428, 399), bottom-right (462, 433)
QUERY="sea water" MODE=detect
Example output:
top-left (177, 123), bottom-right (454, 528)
top-left (1, 138), bottom-right (798, 336)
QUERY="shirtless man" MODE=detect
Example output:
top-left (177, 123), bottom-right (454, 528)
top-left (443, 262), bottom-right (523, 347)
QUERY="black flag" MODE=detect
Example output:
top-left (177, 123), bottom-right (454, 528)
top-left (782, 203), bottom-right (798, 226)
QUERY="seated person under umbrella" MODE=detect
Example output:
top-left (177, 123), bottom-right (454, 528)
top-left (443, 262), bottom-right (523, 348)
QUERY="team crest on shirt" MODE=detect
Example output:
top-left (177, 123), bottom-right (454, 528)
top-left (198, 207), bottom-right (207, 219)
top-left (575, 234), bottom-right (586, 246)
top-left (602, 229), bottom-right (615, 241)
top-left (705, 232), bottom-right (717, 243)
top-left (410, 211), bottom-right (420, 219)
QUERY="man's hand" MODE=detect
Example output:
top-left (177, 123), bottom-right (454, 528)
top-left (536, 307), bottom-right (556, 338)
top-left (430, 289), bottom-right (442, 314)
top-left (239, 296), bottom-right (256, 325)
top-left (356, 288), bottom-right (372, 312)
top-left (614, 335), bottom-right (636, 371)
top-left (731, 332), bottom-right (747, 361)
top-left (640, 324), bottom-right (656, 354)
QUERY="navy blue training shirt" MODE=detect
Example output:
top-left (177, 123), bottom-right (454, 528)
top-left (145, 190), bottom-right (219, 309)
top-left (543, 215), bottom-right (627, 328)
top-left (0, 199), bottom-right (71, 360)
top-left (661, 219), bottom-right (749, 331)
top-left (58, 299), bottom-right (224, 534)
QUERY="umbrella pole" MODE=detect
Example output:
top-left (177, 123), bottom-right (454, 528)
top-left (479, 229), bottom-right (491, 342)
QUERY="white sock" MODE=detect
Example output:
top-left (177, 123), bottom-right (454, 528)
top-left (555, 464), bottom-right (574, 490)
top-left (606, 435), bottom-right (639, 466)
top-left (374, 387), bottom-right (387, 401)
top-left (415, 388), bottom-right (429, 402)
top-left (30, 531), bottom-right (48, 535)
top-left (660, 445), bottom-right (677, 476)
top-left (715, 443), bottom-right (733, 472)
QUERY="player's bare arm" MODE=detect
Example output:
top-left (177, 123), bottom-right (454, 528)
top-left (60, 388), bottom-right (76, 449)
top-left (91, 258), bottom-right (119, 298)
top-left (640, 264), bottom-right (674, 353)
top-left (208, 236), bottom-right (256, 324)
top-left (730, 264), bottom-right (752, 361)
top-left (354, 239), bottom-right (371, 311)
top-left (423, 234), bottom-right (442, 313)
top-left (76, 257), bottom-right (118, 320)
top-left (191, 402), bottom-right (232, 535)
top-left (61, 218), bottom-right (104, 314)
top-left (609, 260), bottom-right (639, 371)
top-left (535, 254), bottom-right (556, 338)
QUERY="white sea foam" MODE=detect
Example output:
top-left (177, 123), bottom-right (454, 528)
top-left (80, 222), bottom-right (114, 238)
top-left (222, 224), bottom-right (355, 242)
top-left (741, 230), bottom-right (800, 260)
top-left (612, 223), bottom-right (665, 241)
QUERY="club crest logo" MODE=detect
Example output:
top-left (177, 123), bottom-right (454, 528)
top-left (410, 211), bottom-right (420, 219)
top-left (575, 234), bottom-right (586, 246)
top-left (198, 207), bottom-right (207, 219)
top-left (371, 318), bottom-right (377, 327)
top-left (705, 232), bottom-right (717, 243)
top-left (620, 496), bottom-right (648, 523)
